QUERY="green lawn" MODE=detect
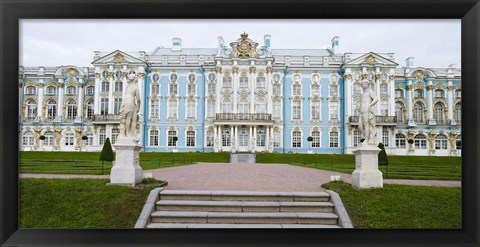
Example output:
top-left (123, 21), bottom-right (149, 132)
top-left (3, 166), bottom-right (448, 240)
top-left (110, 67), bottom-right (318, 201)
top-left (257, 153), bottom-right (461, 181)
top-left (19, 151), bottom-right (230, 175)
top-left (323, 181), bottom-right (461, 228)
top-left (19, 178), bottom-right (158, 228)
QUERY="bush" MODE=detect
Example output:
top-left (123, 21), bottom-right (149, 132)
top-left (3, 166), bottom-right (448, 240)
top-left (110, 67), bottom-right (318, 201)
top-left (39, 135), bottom-right (45, 140)
top-left (99, 138), bottom-right (114, 162)
top-left (307, 136), bottom-right (313, 142)
top-left (360, 138), bottom-right (365, 143)
top-left (172, 136), bottom-right (178, 142)
top-left (408, 139), bottom-right (414, 144)
top-left (82, 135), bottom-right (88, 140)
top-left (378, 143), bottom-right (388, 166)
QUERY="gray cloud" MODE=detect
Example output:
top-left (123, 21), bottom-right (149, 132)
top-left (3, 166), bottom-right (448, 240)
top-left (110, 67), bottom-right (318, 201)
top-left (20, 19), bottom-right (460, 68)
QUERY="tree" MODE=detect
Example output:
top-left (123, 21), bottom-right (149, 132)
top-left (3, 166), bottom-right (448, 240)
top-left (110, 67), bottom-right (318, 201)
top-left (378, 142), bottom-right (389, 178)
top-left (99, 137), bottom-right (114, 175)
top-left (307, 136), bottom-right (313, 151)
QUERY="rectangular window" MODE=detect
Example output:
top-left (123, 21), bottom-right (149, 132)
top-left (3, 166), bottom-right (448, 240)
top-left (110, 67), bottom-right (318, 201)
top-left (188, 83), bottom-right (196, 95)
top-left (395, 135), bottom-right (406, 149)
top-left (186, 131), bottom-right (195, 147)
top-left (168, 101), bottom-right (178, 118)
top-left (273, 84), bottom-right (281, 96)
top-left (239, 77), bottom-right (248, 88)
top-left (86, 133), bottom-right (93, 146)
top-left (292, 101), bottom-right (301, 120)
top-left (169, 84), bottom-right (178, 95)
top-left (330, 85), bottom-right (338, 96)
top-left (353, 130), bottom-right (361, 147)
top-left (168, 130), bottom-right (177, 147)
top-left (65, 132), bottom-right (74, 146)
top-left (114, 98), bottom-right (122, 115)
top-left (256, 77), bottom-right (265, 88)
top-left (207, 100), bottom-right (215, 118)
top-left (101, 82), bottom-right (109, 92)
top-left (311, 131), bottom-right (320, 148)
top-left (149, 130), bottom-right (159, 146)
top-left (208, 83), bottom-right (216, 95)
top-left (151, 84), bottom-right (159, 95)
top-left (330, 131), bottom-right (339, 147)
top-left (45, 134), bottom-right (54, 146)
top-left (273, 101), bottom-right (281, 119)
top-left (187, 101), bottom-right (196, 118)
top-left (380, 84), bottom-right (388, 95)
top-left (273, 131), bottom-right (280, 147)
top-left (330, 102), bottom-right (339, 119)
top-left (99, 129), bottom-right (106, 146)
top-left (381, 103), bottom-right (388, 116)
top-left (151, 100), bottom-right (159, 118)
top-left (101, 98), bottom-right (109, 115)
top-left (114, 81), bottom-right (123, 92)
top-left (222, 128), bottom-right (231, 147)
top-left (110, 128), bottom-right (119, 144)
top-left (292, 85), bottom-right (301, 96)
top-left (223, 77), bottom-right (232, 88)
top-left (206, 131), bottom-right (214, 147)
top-left (292, 131), bottom-right (302, 148)
top-left (311, 101), bottom-right (320, 120)
top-left (382, 130), bottom-right (389, 147)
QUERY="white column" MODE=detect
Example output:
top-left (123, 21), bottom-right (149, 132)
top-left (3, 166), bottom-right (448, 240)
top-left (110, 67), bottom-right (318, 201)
top-left (266, 126), bottom-right (270, 151)
top-left (94, 71), bottom-right (101, 114)
top-left (266, 65), bottom-right (273, 114)
top-left (216, 67), bottom-right (221, 113)
top-left (345, 74), bottom-right (352, 117)
top-left (407, 80), bottom-right (414, 125)
top-left (253, 125), bottom-right (257, 152)
top-left (56, 79), bottom-right (64, 122)
top-left (375, 71), bottom-right (381, 115)
top-left (19, 80), bottom-right (24, 120)
top-left (389, 74), bottom-right (395, 116)
top-left (249, 125), bottom-right (253, 150)
top-left (230, 125), bottom-right (233, 148)
top-left (137, 67), bottom-right (146, 143)
top-left (234, 125), bottom-right (239, 149)
top-left (213, 125), bottom-right (218, 150)
top-left (427, 80), bottom-right (434, 125)
top-left (232, 67), bottom-right (238, 113)
top-left (37, 80), bottom-right (44, 121)
top-left (76, 78), bottom-right (84, 122)
top-left (447, 81), bottom-right (453, 122)
top-left (250, 66), bottom-right (255, 113)
top-left (108, 67), bottom-right (114, 114)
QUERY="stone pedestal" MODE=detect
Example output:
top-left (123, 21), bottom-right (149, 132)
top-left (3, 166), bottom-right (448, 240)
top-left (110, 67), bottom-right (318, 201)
top-left (352, 143), bottom-right (383, 189)
top-left (110, 143), bottom-right (143, 185)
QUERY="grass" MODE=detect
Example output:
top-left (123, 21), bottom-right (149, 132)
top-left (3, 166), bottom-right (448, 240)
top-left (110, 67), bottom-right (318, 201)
top-left (19, 151), bottom-right (230, 175)
top-left (256, 153), bottom-right (461, 181)
top-left (323, 181), bottom-right (461, 228)
top-left (19, 178), bottom-right (159, 228)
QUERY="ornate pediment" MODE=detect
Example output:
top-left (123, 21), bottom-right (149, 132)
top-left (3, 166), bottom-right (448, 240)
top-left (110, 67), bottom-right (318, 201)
top-left (229, 32), bottom-right (259, 59)
top-left (343, 52), bottom-right (398, 67)
top-left (92, 50), bottom-right (147, 66)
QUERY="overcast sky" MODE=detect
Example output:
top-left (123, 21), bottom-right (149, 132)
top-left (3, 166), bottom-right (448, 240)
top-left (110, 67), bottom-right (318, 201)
top-left (20, 19), bottom-right (460, 68)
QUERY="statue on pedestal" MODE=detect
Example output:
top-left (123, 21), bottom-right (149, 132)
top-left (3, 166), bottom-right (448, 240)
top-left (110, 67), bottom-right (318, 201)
top-left (358, 80), bottom-right (378, 145)
top-left (117, 73), bottom-right (141, 144)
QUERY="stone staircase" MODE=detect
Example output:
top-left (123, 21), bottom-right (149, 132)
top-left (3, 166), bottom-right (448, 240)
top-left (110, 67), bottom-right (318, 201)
top-left (230, 152), bottom-right (256, 164)
top-left (135, 189), bottom-right (352, 228)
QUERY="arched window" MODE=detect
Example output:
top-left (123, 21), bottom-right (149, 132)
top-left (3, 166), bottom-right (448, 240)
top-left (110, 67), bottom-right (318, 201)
top-left (114, 81), bottom-right (123, 92)
top-left (433, 102), bottom-right (446, 124)
top-left (255, 97), bottom-right (266, 114)
top-left (395, 89), bottom-right (404, 98)
top-left (46, 99), bottom-right (56, 120)
top-left (311, 101), bottom-right (320, 120)
top-left (44, 131), bottom-right (54, 146)
top-left (26, 99), bottom-right (37, 119)
top-left (414, 89), bottom-right (424, 98)
top-left (66, 100), bottom-right (77, 120)
top-left (414, 134), bottom-right (427, 149)
top-left (256, 127), bottom-right (266, 147)
top-left (169, 83), bottom-right (178, 95)
top-left (256, 73), bottom-right (266, 88)
top-left (101, 81), bottom-right (109, 92)
top-left (455, 103), bottom-right (461, 123)
top-left (311, 130), bottom-right (320, 147)
top-left (206, 129), bottom-right (214, 147)
top-left (85, 100), bottom-right (94, 119)
top-left (186, 130), bottom-right (196, 147)
top-left (100, 98), bottom-right (108, 115)
top-left (187, 83), bottom-right (196, 96)
top-left (329, 131), bottom-right (339, 147)
top-left (113, 98), bottom-right (122, 115)
top-left (292, 131), bottom-right (302, 148)
top-left (222, 98), bottom-right (232, 113)
top-left (149, 129), bottom-right (159, 146)
top-left (188, 74), bottom-right (196, 83)
top-left (86, 132), bottom-right (93, 146)
top-left (187, 100), bottom-right (196, 118)
top-left (168, 130), bottom-right (177, 147)
top-left (239, 98), bottom-right (249, 114)
top-left (26, 86), bottom-right (36, 95)
top-left (152, 73), bottom-right (160, 82)
top-left (292, 84), bottom-right (301, 96)
top-left (22, 131), bottom-right (35, 146)
top-left (395, 134), bottom-right (406, 149)
top-left (395, 102), bottom-right (405, 123)
top-left (170, 73), bottom-right (178, 82)
top-left (221, 127), bottom-right (230, 147)
top-left (413, 102), bottom-right (425, 123)
top-left (434, 89), bottom-right (445, 98)
top-left (435, 134), bottom-right (448, 150)
top-left (150, 99), bottom-right (159, 118)
top-left (64, 131), bottom-right (75, 146)
top-left (239, 72), bottom-right (248, 88)
top-left (66, 86), bottom-right (76, 95)
top-left (46, 86), bottom-right (56, 95)
top-left (208, 73), bottom-right (216, 82)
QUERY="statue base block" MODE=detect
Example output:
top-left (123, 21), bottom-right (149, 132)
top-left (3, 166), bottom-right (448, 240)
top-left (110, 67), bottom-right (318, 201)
top-left (352, 143), bottom-right (383, 189)
top-left (110, 143), bottom-right (143, 185)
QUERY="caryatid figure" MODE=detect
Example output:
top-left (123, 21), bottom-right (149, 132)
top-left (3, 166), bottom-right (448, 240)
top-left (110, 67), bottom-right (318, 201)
top-left (358, 80), bottom-right (378, 145)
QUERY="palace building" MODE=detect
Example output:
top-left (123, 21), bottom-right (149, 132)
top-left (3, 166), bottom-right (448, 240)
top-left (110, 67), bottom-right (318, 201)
top-left (18, 33), bottom-right (461, 156)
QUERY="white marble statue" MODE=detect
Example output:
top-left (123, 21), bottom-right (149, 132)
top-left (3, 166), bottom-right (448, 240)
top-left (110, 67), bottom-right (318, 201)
top-left (117, 73), bottom-right (141, 143)
top-left (358, 80), bottom-right (378, 145)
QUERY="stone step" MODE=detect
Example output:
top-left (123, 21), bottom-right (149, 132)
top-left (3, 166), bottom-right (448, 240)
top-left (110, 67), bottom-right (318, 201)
top-left (156, 200), bottom-right (334, 213)
top-left (150, 211), bottom-right (338, 225)
top-left (146, 223), bottom-right (341, 229)
top-left (159, 190), bottom-right (330, 202)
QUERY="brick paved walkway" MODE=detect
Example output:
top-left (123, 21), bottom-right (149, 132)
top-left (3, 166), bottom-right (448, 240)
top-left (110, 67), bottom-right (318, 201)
top-left (20, 163), bottom-right (461, 191)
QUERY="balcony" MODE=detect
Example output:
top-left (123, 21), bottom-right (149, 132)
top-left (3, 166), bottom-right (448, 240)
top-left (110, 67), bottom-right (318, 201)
top-left (215, 113), bottom-right (273, 123)
top-left (93, 114), bottom-right (120, 123)
top-left (348, 116), bottom-right (397, 126)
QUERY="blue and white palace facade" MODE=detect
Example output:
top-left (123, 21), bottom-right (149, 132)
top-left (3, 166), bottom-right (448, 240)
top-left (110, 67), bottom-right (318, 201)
top-left (18, 33), bottom-right (461, 156)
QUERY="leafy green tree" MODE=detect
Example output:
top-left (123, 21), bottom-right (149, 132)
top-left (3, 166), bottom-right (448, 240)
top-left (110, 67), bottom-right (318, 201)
top-left (99, 138), bottom-right (114, 175)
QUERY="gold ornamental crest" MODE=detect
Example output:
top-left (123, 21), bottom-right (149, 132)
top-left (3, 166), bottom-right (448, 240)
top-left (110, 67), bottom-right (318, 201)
top-left (230, 32), bottom-right (259, 59)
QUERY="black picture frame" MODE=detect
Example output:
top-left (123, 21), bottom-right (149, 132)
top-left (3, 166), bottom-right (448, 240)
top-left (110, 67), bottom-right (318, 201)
top-left (1, 0), bottom-right (479, 246)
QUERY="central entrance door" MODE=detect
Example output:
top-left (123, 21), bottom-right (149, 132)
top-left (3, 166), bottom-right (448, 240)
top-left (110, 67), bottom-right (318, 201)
top-left (238, 126), bottom-right (249, 152)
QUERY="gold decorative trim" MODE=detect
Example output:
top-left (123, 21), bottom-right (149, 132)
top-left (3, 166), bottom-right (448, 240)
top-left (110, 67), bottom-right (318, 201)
top-left (232, 67), bottom-right (239, 73)
top-left (389, 75), bottom-right (396, 80)
top-left (266, 66), bottom-right (273, 73)
top-left (114, 53), bottom-right (125, 62)
top-left (215, 67), bottom-right (222, 73)
top-left (365, 55), bottom-right (376, 64)
top-left (67, 68), bottom-right (78, 77)
top-left (343, 74), bottom-right (352, 80)
top-left (250, 67), bottom-right (256, 73)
